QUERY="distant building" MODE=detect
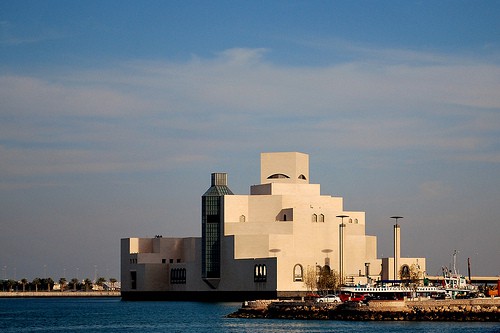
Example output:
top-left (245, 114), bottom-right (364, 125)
top-left (121, 152), bottom-right (425, 301)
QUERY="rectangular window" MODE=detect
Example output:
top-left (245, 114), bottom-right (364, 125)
top-left (130, 271), bottom-right (137, 290)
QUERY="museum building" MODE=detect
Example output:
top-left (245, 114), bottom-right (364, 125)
top-left (121, 152), bottom-right (425, 301)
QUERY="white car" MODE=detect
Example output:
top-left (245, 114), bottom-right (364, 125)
top-left (316, 294), bottom-right (341, 303)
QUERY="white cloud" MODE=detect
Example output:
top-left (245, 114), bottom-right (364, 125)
top-left (418, 181), bottom-right (452, 200)
top-left (0, 76), bottom-right (147, 117)
top-left (1, 47), bottom-right (499, 181)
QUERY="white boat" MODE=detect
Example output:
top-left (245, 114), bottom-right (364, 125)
top-left (340, 284), bottom-right (445, 301)
top-left (439, 250), bottom-right (478, 299)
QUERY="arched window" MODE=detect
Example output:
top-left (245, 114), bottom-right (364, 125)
top-left (293, 264), bottom-right (303, 282)
top-left (267, 173), bottom-right (290, 179)
top-left (239, 215), bottom-right (246, 223)
top-left (400, 264), bottom-right (411, 280)
top-left (312, 214), bottom-right (317, 222)
top-left (319, 214), bottom-right (325, 222)
top-left (354, 218), bottom-right (358, 224)
top-left (349, 218), bottom-right (353, 223)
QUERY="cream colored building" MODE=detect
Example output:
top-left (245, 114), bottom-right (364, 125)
top-left (121, 152), bottom-right (425, 301)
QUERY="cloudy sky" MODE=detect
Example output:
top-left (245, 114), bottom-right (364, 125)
top-left (1, 1), bottom-right (499, 281)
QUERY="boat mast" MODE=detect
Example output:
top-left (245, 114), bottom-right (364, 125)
top-left (452, 250), bottom-right (458, 275)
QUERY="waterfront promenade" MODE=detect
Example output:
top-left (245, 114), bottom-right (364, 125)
top-left (0, 291), bottom-right (120, 298)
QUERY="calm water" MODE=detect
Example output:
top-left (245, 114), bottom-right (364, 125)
top-left (0, 298), bottom-right (498, 333)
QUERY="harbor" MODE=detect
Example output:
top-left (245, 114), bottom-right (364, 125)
top-left (228, 298), bottom-right (500, 321)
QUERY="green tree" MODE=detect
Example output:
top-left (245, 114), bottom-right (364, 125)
top-left (95, 277), bottom-right (106, 290)
top-left (44, 278), bottom-right (54, 291)
top-left (21, 278), bottom-right (28, 292)
top-left (59, 278), bottom-right (67, 292)
top-left (6, 279), bottom-right (16, 292)
top-left (83, 278), bottom-right (92, 292)
top-left (70, 278), bottom-right (79, 291)
top-left (317, 267), bottom-right (340, 293)
top-left (109, 278), bottom-right (117, 290)
top-left (32, 278), bottom-right (41, 292)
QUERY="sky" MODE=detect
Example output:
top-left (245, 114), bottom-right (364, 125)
top-left (1, 1), bottom-right (499, 282)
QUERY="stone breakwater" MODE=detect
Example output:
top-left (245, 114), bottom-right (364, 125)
top-left (227, 298), bottom-right (500, 322)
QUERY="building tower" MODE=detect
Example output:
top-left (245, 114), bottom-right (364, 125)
top-left (201, 173), bottom-right (233, 289)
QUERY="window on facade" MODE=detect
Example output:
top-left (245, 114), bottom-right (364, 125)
top-left (162, 259), bottom-right (166, 264)
top-left (312, 214), bottom-right (317, 222)
top-left (400, 265), bottom-right (410, 280)
top-left (254, 264), bottom-right (267, 282)
top-left (293, 264), bottom-right (303, 282)
top-left (267, 173), bottom-right (290, 179)
top-left (170, 268), bottom-right (186, 284)
top-left (298, 174), bottom-right (307, 180)
top-left (130, 271), bottom-right (137, 290)
top-left (319, 214), bottom-right (325, 222)
top-left (349, 218), bottom-right (353, 223)
top-left (354, 218), bottom-right (358, 224)
top-left (239, 215), bottom-right (246, 223)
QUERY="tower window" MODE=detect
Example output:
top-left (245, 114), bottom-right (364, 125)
top-left (312, 214), bottom-right (317, 222)
top-left (319, 214), bottom-right (325, 222)
top-left (267, 173), bottom-right (290, 179)
top-left (239, 215), bottom-right (246, 223)
top-left (254, 264), bottom-right (267, 282)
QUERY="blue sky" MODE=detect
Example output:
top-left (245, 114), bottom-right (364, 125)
top-left (1, 1), bottom-right (499, 281)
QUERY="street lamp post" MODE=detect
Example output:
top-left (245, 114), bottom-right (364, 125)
top-left (337, 215), bottom-right (349, 286)
top-left (390, 216), bottom-right (403, 282)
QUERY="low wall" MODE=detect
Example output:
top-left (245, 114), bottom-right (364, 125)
top-left (0, 291), bottom-right (120, 298)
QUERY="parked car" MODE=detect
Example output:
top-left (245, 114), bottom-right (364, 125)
top-left (339, 293), bottom-right (365, 302)
top-left (316, 294), bottom-right (341, 303)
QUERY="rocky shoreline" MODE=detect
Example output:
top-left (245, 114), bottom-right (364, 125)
top-left (227, 298), bottom-right (500, 322)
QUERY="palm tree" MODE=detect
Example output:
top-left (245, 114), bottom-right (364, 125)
top-left (32, 278), bottom-right (41, 292)
top-left (95, 277), bottom-right (106, 290)
top-left (59, 278), bottom-right (67, 292)
top-left (109, 278), bottom-right (117, 291)
top-left (6, 279), bottom-right (16, 292)
top-left (70, 278), bottom-right (79, 291)
top-left (21, 278), bottom-right (28, 292)
top-left (45, 278), bottom-right (54, 292)
top-left (83, 278), bottom-right (92, 292)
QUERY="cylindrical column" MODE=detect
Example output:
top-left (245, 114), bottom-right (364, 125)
top-left (337, 215), bottom-right (348, 285)
top-left (390, 216), bottom-right (403, 282)
top-left (393, 224), bottom-right (400, 281)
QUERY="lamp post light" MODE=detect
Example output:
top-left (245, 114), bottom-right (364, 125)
top-left (337, 215), bottom-right (349, 286)
top-left (390, 216), bottom-right (403, 282)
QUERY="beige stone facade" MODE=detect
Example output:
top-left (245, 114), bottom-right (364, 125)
top-left (121, 152), bottom-right (426, 300)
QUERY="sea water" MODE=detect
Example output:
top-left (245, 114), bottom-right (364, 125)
top-left (0, 298), bottom-right (498, 333)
